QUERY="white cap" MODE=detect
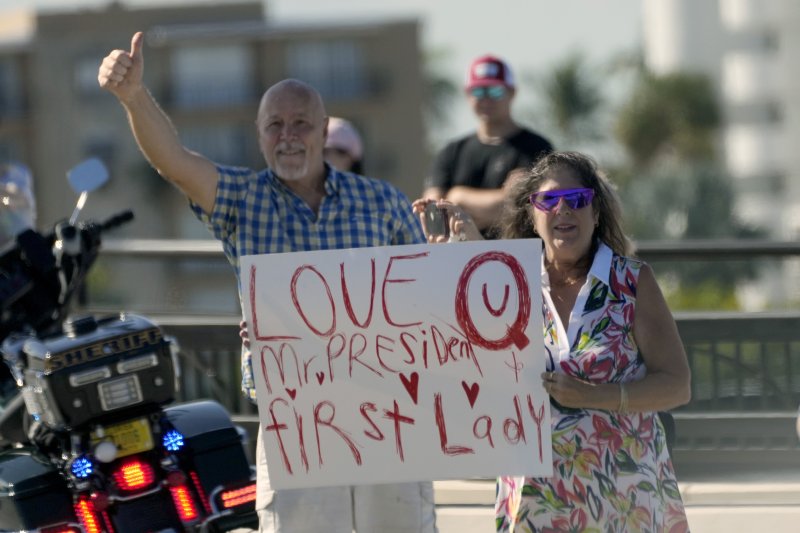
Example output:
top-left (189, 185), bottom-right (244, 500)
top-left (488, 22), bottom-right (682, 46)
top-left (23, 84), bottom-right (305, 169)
top-left (325, 117), bottom-right (364, 161)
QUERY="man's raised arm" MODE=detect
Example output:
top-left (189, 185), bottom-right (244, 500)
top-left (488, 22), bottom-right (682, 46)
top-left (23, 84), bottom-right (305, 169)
top-left (98, 32), bottom-right (219, 214)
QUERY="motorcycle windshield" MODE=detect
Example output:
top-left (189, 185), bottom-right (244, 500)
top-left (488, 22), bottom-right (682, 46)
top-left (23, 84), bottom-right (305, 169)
top-left (0, 210), bottom-right (33, 251)
top-left (1, 162), bottom-right (35, 237)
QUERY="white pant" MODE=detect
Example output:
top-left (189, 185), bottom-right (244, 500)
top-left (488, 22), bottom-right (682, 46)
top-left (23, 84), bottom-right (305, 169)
top-left (255, 430), bottom-right (438, 533)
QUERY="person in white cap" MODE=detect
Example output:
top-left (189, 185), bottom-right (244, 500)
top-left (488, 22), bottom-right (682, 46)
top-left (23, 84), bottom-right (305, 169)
top-left (0, 162), bottom-right (36, 251)
top-left (324, 117), bottom-right (364, 174)
top-left (423, 54), bottom-right (553, 238)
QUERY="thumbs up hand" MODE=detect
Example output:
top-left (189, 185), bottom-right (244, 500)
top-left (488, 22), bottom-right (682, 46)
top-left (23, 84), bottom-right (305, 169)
top-left (98, 32), bottom-right (145, 103)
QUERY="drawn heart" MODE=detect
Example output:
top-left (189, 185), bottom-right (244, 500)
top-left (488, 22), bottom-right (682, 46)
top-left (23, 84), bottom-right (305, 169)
top-left (316, 372), bottom-right (325, 385)
top-left (399, 372), bottom-right (419, 404)
top-left (462, 381), bottom-right (479, 408)
top-left (286, 388), bottom-right (297, 400)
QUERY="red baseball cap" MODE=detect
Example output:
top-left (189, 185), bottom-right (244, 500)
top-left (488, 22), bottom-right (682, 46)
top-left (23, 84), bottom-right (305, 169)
top-left (465, 55), bottom-right (515, 90)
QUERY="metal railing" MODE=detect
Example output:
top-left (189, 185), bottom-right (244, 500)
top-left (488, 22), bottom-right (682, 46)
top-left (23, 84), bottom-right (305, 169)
top-left (83, 239), bottom-right (800, 469)
top-left (87, 237), bottom-right (800, 415)
top-left (677, 312), bottom-right (800, 412)
top-left (153, 313), bottom-right (800, 415)
top-left (90, 237), bottom-right (800, 314)
top-left (150, 313), bottom-right (800, 473)
top-left (633, 239), bottom-right (800, 260)
top-left (99, 238), bottom-right (800, 260)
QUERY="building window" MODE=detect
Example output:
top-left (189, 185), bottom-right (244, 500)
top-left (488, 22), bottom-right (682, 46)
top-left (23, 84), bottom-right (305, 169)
top-left (171, 44), bottom-right (254, 108)
top-left (719, 0), bottom-right (780, 31)
top-left (286, 40), bottom-right (366, 101)
top-left (182, 125), bottom-right (251, 166)
top-left (82, 136), bottom-right (116, 166)
top-left (721, 51), bottom-right (773, 104)
top-left (74, 56), bottom-right (104, 97)
top-left (0, 58), bottom-right (24, 116)
top-left (0, 140), bottom-right (22, 162)
top-left (724, 123), bottom-right (782, 178)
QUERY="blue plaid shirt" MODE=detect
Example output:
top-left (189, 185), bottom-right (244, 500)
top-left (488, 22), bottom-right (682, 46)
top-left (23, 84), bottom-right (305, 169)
top-left (191, 164), bottom-right (425, 401)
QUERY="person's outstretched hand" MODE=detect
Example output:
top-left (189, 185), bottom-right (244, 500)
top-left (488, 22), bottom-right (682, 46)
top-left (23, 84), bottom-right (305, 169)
top-left (98, 32), bottom-right (145, 104)
top-left (411, 198), bottom-right (484, 243)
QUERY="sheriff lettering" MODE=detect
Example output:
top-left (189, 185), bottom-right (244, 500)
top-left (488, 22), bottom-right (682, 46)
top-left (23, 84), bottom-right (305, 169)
top-left (47, 328), bottom-right (163, 372)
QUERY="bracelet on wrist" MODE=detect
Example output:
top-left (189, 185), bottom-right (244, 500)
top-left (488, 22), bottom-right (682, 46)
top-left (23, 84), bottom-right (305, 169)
top-left (618, 382), bottom-right (629, 413)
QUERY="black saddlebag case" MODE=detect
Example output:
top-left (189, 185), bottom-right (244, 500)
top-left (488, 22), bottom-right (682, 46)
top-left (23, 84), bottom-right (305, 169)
top-left (0, 448), bottom-right (74, 528)
top-left (163, 400), bottom-right (251, 494)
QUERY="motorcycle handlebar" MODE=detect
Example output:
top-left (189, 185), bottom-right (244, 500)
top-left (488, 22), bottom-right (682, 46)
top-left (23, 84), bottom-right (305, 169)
top-left (101, 210), bottom-right (134, 232)
top-left (0, 209), bottom-right (135, 342)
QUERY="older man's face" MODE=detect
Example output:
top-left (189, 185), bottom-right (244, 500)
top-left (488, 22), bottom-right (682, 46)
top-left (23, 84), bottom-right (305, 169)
top-left (257, 85), bottom-right (327, 182)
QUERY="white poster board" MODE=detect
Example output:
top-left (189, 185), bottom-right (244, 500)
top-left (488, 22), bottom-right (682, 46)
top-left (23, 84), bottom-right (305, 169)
top-left (241, 239), bottom-right (551, 489)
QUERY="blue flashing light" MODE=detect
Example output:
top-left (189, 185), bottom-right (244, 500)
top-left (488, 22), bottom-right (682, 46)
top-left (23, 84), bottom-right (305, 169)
top-left (71, 456), bottom-right (94, 479)
top-left (163, 429), bottom-right (185, 452)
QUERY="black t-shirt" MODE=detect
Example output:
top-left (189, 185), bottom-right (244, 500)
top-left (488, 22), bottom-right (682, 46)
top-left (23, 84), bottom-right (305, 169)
top-left (427, 128), bottom-right (553, 191)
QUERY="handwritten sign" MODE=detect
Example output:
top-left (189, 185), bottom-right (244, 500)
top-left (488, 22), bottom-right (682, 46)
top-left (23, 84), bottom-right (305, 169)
top-left (241, 239), bottom-right (551, 489)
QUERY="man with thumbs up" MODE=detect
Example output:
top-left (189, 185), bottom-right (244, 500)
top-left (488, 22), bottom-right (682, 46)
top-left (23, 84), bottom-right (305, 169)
top-left (98, 32), bottom-right (436, 533)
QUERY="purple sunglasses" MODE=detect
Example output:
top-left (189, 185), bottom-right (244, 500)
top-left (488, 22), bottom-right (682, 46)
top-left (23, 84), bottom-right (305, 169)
top-left (529, 187), bottom-right (594, 212)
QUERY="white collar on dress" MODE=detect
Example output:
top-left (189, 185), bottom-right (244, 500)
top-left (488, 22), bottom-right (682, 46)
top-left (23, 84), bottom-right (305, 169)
top-left (540, 240), bottom-right (613, 289)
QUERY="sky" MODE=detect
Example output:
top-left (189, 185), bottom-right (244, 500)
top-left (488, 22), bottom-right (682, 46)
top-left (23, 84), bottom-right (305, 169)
top-left (267, 0), bottom-right (644, 139)
top-left (1, 0), bottom-right (643, 140)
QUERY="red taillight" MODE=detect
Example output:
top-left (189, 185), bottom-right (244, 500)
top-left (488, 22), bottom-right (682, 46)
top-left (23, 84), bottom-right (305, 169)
top-left (113, 459), bottom-right (156, 492)
top-left (170, 484), bottom-right (200, 522)
top-left (74, 497), bottom-right (104, 533)
top-left (220, 482), bottom-right (257, 509)
top-left (189, 470), bottom-right (212, 514)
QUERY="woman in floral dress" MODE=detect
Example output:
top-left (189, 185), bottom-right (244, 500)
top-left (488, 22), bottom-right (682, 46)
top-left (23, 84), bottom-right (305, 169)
top-left (414, 151), bottom-right (691, 533)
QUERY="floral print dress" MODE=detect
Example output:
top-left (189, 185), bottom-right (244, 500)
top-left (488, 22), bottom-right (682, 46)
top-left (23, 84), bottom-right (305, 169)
top-left (496, 242), bottom-right (689, 533)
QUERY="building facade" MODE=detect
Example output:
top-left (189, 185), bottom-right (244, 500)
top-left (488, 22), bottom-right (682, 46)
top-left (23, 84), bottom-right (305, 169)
top-left (0, 1), bottom-right (428, 314)
top-left (643, 0), bottom-right (800, 308)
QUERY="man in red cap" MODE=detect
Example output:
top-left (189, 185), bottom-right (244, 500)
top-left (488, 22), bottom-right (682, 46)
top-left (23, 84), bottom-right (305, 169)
top-left (423, 54), bottom-right (552, 237)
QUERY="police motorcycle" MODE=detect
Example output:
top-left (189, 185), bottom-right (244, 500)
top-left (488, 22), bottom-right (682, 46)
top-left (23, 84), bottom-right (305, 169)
top-left (0, 159), bottom-right (258, 532)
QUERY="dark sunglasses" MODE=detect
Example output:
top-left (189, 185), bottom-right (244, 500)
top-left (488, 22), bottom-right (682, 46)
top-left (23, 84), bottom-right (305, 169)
top-left (468, 85), bottom-right (507, 100)
top-left (529, 187), bottom-right (594, 212)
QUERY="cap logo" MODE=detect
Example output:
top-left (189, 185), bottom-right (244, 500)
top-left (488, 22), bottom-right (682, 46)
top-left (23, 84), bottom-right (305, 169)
top-left (474, 61), bottom-right (499, 79)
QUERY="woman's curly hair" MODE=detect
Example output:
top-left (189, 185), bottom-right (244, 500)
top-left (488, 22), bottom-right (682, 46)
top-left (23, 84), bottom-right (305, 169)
top-left (496, 151), bottom-right (634, 257)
